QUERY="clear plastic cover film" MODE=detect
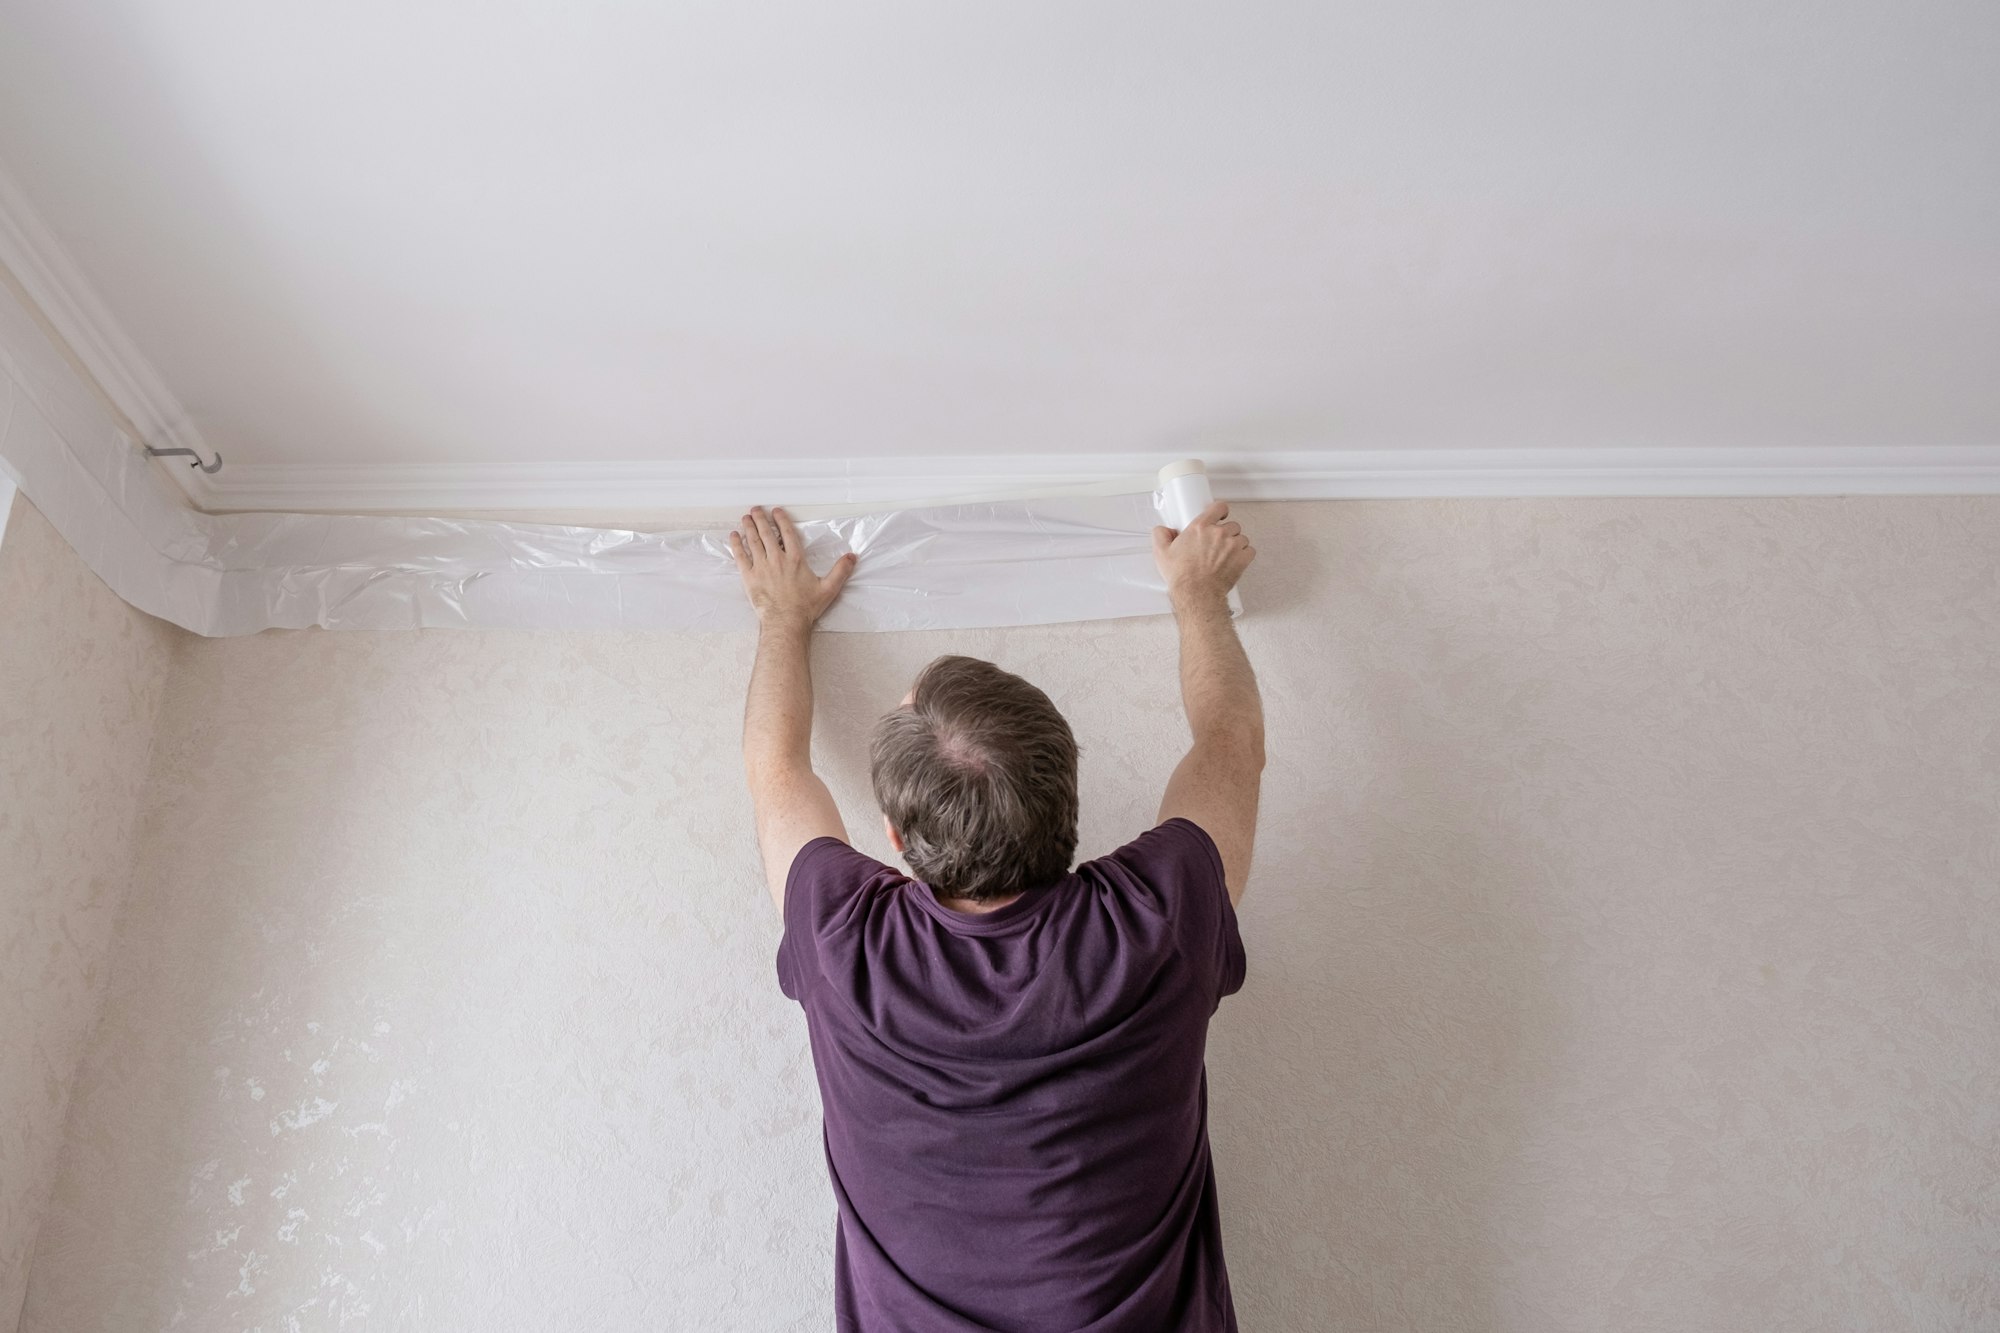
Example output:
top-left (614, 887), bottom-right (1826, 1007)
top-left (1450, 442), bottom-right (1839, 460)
top-left (0, 275), bottom-right (1235, 636)
top-left (190, 495), bottom-right (1175, 634)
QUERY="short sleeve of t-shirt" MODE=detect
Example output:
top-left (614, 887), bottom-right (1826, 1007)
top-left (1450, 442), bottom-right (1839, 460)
top-left (1097, 817), bottom-right (1247, 1003)
top-left (776, 836), bottom-right (894, 1002)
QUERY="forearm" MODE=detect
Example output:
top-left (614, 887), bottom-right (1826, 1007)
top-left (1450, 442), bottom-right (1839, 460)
top-left (1173, 588), bottom-right (1264, 762)
top-left (743, 616), bottom-right (816, 776)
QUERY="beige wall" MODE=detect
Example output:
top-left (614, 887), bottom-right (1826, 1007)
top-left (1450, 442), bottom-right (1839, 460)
top-left (0, 496), bottom-right (180, 1330)
top-left (9, 496), bottom-right (2000, 1330)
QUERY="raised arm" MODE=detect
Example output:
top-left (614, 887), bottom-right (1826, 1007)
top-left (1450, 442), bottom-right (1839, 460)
top-left (1153, 501), bottom-right (1263, 906)
top-left (731, 505), bottom-right (859, 914)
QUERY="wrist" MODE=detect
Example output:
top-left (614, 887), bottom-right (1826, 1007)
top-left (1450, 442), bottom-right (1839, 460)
top-left (1169, 582), bottom-right (1230, 615)
top-left (758, 610), bottom-right (814, 639)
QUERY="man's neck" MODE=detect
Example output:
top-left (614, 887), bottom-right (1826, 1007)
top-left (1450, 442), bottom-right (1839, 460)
top-left (932, 889), bottom-right (1023, 915)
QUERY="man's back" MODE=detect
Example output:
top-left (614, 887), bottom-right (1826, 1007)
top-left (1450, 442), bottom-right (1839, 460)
top-left (778, 817), bottom-right (1246, 1333)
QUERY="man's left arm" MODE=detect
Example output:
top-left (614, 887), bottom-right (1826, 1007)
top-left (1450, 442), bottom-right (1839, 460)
top-left (732, 505), bottom-right (859, 914)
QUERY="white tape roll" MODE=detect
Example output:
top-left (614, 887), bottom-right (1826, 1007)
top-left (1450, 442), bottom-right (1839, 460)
top-left (1153, 458), bottom-right (1213, 530)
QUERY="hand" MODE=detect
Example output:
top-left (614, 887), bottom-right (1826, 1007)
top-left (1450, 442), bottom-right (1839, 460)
top-left (1153, 500), bottom-right (1255, 606)
top-left (729, 505), bottom-right (858, 628)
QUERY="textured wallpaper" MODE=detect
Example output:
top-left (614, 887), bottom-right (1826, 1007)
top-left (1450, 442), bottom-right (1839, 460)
top-left (0, 496), bottom-right (179, 1330)
top-left (12, 496), bottom-right (2000, 1331)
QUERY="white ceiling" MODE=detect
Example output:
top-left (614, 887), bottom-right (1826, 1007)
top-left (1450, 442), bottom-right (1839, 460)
top-left (1, 0), bottom-right (1995, 470)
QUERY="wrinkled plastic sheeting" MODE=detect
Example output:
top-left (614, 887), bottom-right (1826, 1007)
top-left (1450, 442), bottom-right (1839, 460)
top-left (0, 275), bottom-right (1185, 635)
top-left (188, 495), bottom-right (1171, 633)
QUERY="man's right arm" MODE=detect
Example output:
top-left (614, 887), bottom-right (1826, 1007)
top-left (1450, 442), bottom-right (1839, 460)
top-left (1153, 501), bottom-right (1263, 906)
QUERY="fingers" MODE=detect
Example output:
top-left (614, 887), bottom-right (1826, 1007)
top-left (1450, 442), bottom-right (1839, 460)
top-left (738, 504), bottom-right (804, 565)
top-left (740, 504), bottom-right (844, 579)
top-left (736, 510), bottom-right (765, 562)
top-left (820, 550), bottom-right (859, 599)
top-left (1165, 509), bottom-right (1245, 544)
top-left (1156, 516), bottom-right (1251, 558)
top-left (774, 506), bottom-right (805, 558)
top-left (748, 505), bottom-right (782, 558)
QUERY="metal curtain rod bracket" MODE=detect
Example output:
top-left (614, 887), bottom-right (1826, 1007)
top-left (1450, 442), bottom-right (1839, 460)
top-left (145, 444), bottom-right (223, 474)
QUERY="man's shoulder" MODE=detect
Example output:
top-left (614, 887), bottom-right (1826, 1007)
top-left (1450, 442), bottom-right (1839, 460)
top-left (787, 837), bottom-right (911, 921)
top-left (1087, 818), bottom-right (1223, 876)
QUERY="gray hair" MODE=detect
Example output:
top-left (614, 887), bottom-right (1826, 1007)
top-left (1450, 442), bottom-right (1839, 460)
top-left (869, 655), bottom-right (1079, 902)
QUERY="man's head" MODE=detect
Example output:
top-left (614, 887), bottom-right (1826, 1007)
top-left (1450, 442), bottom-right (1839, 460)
top-left (870, 655), bottom-right (1079, 903)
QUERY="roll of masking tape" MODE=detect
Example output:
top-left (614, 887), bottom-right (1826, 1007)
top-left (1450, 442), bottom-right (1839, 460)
top-left (1153, 458), bottom-right (1214, 530)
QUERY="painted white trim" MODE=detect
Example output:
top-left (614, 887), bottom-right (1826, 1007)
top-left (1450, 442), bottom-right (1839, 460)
top-left (0, 163), bottom-right (221, 506)
top-left (1214, 446), bottom-right (2000, 499)
top-left (0, 474), bottom-right (16, 550)
top-left (195, 446), bottom-right (2000, 514)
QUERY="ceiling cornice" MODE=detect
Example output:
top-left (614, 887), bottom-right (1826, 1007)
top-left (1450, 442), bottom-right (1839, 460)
top-left (0, 164), bottom-right (221, 507)
top-left (195, 446), bottom-right (2000, 515)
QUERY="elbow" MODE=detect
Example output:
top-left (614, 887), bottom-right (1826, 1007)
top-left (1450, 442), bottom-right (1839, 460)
top-left (1194, 729), bottom-right (1265, 773)
top-left (742, 749), bottom-right (778, 787)
top-left (743, 746), bottom-right (811, 788)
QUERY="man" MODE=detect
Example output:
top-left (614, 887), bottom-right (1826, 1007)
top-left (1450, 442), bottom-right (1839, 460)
top-left (730, 497), bottom-right (1262, 1332)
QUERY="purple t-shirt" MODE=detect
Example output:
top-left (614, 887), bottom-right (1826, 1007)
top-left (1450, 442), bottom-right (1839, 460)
top-left (778, 817), bottom-right (1247, 1333)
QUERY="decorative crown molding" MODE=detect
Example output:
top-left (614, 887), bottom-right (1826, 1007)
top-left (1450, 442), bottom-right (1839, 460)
top-left (190, 446), bottom-right (2000, 515)
top-left (0, 163), bottom-right (221, 506)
